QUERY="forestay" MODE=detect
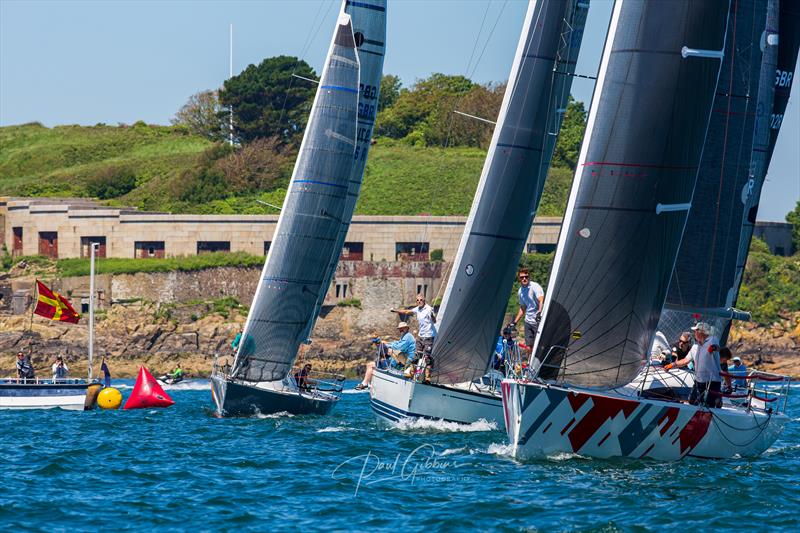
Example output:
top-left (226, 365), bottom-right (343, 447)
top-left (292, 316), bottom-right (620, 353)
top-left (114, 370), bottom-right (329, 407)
top-left (432, 0), bottom-right (588, 385)
top-left (658, 0), bottom-right (770, 341)
top-left (232, 14), bottom-right (360, 382)
top-left (533, 0), bottom-right (729, 389)
top-left (303, 0), bottom-right (387, 342)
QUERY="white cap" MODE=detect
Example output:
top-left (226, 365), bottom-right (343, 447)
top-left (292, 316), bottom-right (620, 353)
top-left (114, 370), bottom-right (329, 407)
top-left (397, 322), bottom-right (409, 329)
top-left (691, 322), bottom-right (712, 334)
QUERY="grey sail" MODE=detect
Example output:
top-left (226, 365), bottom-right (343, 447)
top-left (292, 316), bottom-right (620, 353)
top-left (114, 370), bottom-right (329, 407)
top-left (725, 0), bottom-right (799, 338)
top-left (232, 14), bottom-right (360, 382)
top-left (532, 0), bottom-right (729, 389)
top-left (432, 0), bottom-right (589, 385)
top-left (658, 0), bottom-right (771, 340)
top-left (302, 0), bottom-right (386, 342)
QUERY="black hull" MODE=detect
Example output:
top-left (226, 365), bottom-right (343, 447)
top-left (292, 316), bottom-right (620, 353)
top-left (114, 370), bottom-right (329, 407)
top-left (211, 376), bottom-right (338, 417)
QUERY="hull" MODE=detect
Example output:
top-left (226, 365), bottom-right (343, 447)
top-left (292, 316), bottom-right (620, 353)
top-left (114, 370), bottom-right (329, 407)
top-left (369, 368), bottom-right (504, 426)
top-left (502, 380), bottom-right (788, 460)
top-left (0, 380), bottom-right (91, 410)
top-left (211, 374), bottom-right (338, 417)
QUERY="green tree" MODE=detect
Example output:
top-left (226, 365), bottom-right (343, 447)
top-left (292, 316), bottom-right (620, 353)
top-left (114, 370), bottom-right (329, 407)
top-left (218, 56), bottom-right (316, 145)
top-left (551, 96), bottom-right (587, 170)
top-left (378, 74), bottom-right (402, 112)
top-left (171, 90), bottom-right (225, 141)
top-left (375, 73), bottom-right (475, 143)
top-left (787, 200), bottom-right (800, 254)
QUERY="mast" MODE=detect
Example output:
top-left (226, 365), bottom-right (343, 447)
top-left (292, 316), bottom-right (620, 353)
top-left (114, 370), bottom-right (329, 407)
top-left (231, 11), bottom-right (360, 383)
top-left (88, 242), bottom-right (97, 380)
top-left (532, 0), bottom-right (730, 388)
top-left (302, 0), bottom-right (386, 342)
top-left (431, 0), bottom-right (589, 385)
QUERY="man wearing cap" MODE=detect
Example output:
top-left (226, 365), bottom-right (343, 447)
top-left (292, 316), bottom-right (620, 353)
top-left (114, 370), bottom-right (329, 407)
top-left (383, 322), bottom-right (416, 366)
top-left (16, 351), bottom-right (35, 381)
top-left (665, 322), bottom-right (721, 407)
top-left (728, 356), bottom-right (748, 389)
top-left (391, 294), bottom-right (437, 360)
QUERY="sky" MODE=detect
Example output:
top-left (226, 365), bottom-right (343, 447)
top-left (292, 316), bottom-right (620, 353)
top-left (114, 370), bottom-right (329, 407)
top-left (1, 0), bottom-right (797, 221)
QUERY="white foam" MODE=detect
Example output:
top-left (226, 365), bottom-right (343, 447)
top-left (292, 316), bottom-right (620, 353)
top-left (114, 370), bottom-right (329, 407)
top-left (161, 380), bottom-right (210, 391)
top-left (253, 411), bottom-right (294, 419)
top-left (439, 446), bottom-right (467, 456)
top-left (316, 426), bottom-right (350, 433)
top-left (342, 388), bottom-right (369, 394)
top-left (486, 443), bottom-right (515, 457)
top-left (546, 452), bottom-right (589, 461)
top-left (391, 417), bottom-right (497, 433)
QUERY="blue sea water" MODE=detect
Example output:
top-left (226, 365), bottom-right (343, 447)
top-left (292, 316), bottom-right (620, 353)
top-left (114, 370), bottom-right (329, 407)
top-left (1, 380), bottom-right (798, 531)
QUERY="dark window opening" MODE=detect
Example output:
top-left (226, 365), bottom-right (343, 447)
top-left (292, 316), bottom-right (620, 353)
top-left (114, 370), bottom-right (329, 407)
top-left (80, 236), bottom-right (106, 258)
top-left (395, 242), bottom-right (429, 261)
top-left (527, 243), bottom-right (556, 254)
top-left (416, 284), bottom-right (429, 298)
top-left (264, 241), bottom-right (272, 255)
top-left (197, 241), bottom-right (230, 254)
top-left (341, 241), bottom-right (364, 261)
top-left (135, 241), bottom-right (165, 259)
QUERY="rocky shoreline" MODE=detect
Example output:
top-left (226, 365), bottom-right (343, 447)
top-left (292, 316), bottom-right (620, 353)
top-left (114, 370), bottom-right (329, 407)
top-left (1, 301), bottom-right (797, 379)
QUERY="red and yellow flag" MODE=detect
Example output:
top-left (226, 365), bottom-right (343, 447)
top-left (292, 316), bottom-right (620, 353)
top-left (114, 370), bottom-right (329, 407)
top-left (34, 280), bottom-right (81, 324)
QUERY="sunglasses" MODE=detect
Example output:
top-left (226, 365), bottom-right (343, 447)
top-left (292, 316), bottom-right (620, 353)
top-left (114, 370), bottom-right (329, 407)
top-left (519, 275), bottom-right (529, 280)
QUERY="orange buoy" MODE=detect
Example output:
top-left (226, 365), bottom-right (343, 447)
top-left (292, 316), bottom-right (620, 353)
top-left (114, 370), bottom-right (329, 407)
top-left (123, 366), bottom-right (175, 409)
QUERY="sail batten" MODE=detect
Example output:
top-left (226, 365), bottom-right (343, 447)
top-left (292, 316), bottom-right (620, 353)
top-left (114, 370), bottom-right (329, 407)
top-left (533, 0), bottom-right (730, 389)
top-left (232, 12), bottom-right (360, 383)
top-left (432, 0), bottom-right (589, 385)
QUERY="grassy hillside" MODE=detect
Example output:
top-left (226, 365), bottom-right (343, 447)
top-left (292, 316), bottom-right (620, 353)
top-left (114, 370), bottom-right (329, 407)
top-left (0, 123), bottom-right (572, 217)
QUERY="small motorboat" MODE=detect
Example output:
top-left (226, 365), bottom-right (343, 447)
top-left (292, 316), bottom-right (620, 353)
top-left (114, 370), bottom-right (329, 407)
top-left (0, 378), bottom-right (96, 410)
top-left (158, 374), bottom-right (184, 385)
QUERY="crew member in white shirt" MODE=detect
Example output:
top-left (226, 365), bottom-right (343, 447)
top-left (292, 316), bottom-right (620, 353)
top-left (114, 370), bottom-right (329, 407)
top-left (665, 322), bottom-right (721, 407)
top-left (511, 268), bottom-right (545, 353)
top-left (392, 294), bottom-right (437, 361)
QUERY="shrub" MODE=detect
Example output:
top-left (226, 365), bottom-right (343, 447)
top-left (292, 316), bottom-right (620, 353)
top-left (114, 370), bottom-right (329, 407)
top-left (430, 248), bottom-right (444, 262)
top-left (337, 298), bottom-right (362, 308)
top-left (86, 166), bottom-right (137, 199)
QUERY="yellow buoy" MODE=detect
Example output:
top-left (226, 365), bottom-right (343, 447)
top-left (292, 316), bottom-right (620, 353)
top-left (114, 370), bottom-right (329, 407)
top-left (97, 387), bottom-right (123, 410)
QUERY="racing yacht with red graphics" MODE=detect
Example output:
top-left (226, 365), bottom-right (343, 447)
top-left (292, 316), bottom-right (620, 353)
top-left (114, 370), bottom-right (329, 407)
top-left (502, 0), bottom-right (794, 460)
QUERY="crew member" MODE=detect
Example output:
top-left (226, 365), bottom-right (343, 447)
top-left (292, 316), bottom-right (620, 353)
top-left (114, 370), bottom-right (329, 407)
top-left (391, 294), bottom-right (436, 360)
top-left (16, 351), bottom-right (35, 381)
top-left (52, 356), bottom-right (69, 381)
top-left (511, 268), bottom-right (545, 352)
top-left (665, 322), bottom-right (721, 407)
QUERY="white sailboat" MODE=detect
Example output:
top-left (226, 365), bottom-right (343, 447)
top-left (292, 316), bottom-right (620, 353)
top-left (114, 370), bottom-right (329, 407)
top-left (503, 0), bottom-right (793, 461)
top-left (212, 1), bottom-right (386, 417)
top-left (0, 243), bottom-right (101, 410)
top-left (370, 0), bottom-right (589, 426)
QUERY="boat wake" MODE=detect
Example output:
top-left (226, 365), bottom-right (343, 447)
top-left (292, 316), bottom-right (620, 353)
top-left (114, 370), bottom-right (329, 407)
top-left (253, 411), bottom-right (294, 419)
top-left (485, 443), bottom-right (515, 457)
top-left (162, 380), bottom-right (210, 391)
top-left (342, 388), bottom-right (369, 395)
top-left (391, 417), bottom-right (497, 433)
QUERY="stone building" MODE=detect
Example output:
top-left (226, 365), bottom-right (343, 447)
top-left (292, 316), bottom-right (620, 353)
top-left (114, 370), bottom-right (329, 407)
top-left (0, 197), bottom-right (562, 262)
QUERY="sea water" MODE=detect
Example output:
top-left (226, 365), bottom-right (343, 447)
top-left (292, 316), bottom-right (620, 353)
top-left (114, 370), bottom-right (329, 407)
top-left (1, 380), bottom-right (798, 531)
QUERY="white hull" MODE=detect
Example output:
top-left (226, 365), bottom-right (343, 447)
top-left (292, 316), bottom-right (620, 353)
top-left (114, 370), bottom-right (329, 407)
top-left (502, 379), bottom-right (788, 460)
top-left (0, 381), bottom-right (90, 411)
top-left (370, 368), bottom-right (504, 425)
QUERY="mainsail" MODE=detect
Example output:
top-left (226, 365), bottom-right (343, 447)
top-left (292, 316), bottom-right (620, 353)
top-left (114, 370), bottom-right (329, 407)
top-left (658, 0), bottom-right (771, 339)
top-left (303, 0), bottom-right (387, 342)
top-left (232, 13), bottom-right (360, 382)
top-left (432, 0), bottom-right (589, 385)
top-left (532, 0), bottom-right (729, 388)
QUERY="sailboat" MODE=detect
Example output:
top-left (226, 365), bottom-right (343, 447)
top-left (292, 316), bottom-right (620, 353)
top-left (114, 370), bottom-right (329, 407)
top-left (0, 243), bottom-right (102, 410)
top-left (369, 0), bottom-right (588, 425)
top-left (503, 0), bottom-right (792, 461)
top-left (211, 2), bottom-right (386, 417)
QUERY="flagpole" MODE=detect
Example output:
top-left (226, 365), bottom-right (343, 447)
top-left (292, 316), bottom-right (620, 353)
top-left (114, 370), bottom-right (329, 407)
top-left (88, 243), bottom-right (97, 381)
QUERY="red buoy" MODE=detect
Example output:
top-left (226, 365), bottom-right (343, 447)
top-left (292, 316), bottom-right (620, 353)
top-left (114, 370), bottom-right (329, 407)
top-left (123, 366), bottom-right (175, 409)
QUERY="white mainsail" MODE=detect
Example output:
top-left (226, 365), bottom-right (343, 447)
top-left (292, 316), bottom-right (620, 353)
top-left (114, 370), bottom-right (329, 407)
top-left (232, 12), bottom-right (361, 382)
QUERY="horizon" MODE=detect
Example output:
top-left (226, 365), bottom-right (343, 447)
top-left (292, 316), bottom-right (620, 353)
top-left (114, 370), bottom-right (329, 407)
top-left (1, 0), bottom-right (797, 221)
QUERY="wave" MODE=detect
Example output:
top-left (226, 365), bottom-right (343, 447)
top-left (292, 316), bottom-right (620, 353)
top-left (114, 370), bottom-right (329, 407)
top-left (316, 426), bottom-right (350, 433)
top-left (253, 411), bottom-right (294, 419)
top-left (486, 443), bottom-right (515, 457)
top-left (161, 380), bottom-right (210, 391)
top-left (391, 417), bottom-right (497, 433)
